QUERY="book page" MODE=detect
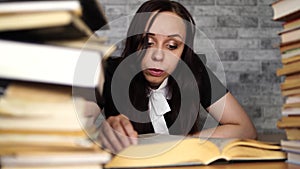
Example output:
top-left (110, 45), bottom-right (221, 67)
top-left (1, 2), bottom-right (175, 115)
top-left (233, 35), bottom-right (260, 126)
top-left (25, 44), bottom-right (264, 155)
top-left (138, 133), bottom-right (185, 145)
top-left (220, 139), bottom-right (286, 161)
top-left (105, 137), bottom-right (221, 168)
top-left (4, 82), bottom-right (71, 102)
top-left (202, 138), bottom-right (236, 152)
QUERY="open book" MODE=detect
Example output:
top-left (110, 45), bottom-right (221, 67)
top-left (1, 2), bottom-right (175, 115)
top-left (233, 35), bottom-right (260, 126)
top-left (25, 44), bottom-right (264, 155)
top-left (105, 134), bottom-right (286, 168)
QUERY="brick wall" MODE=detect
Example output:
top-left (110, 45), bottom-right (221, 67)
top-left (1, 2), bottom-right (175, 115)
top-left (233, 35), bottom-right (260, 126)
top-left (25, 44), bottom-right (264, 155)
top-left (97, 0), bottom-right (283, 134)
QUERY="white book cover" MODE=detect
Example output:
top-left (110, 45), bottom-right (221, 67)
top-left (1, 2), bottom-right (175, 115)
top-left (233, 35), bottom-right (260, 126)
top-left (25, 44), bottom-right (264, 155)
top-left (0, 40), bottom-right (102, 88)
top-left (0, 1), bottom-right (81, 14)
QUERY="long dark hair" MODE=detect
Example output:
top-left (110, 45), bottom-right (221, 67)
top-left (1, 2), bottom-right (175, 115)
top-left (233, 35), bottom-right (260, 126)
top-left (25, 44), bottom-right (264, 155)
top-left (105, 0), bottom-right (210, 135)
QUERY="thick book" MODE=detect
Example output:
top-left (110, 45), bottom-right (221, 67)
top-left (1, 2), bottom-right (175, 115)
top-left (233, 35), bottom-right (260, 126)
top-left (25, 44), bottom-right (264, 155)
top-left (0, 0), bottom-right (81, 14)
top-left (0, 82), bottom-right (89, 134)
top-left (280, 78), bottom-right (300, 90)
top-left (283, 17), bottom-right (300, 31)
top-left (0, 40), bottom-right (103, 88)
top-left (271, 0), bottom-right (300, 21)
top-left (105, 134), bottom-right (286, 168)
top-left (0, 11), bottom-right (83, 32)
top-left (278, 26), bottom-right (300, 44)
top-left (285, 95), bottom-right (300, 102)
top-left (281, 107), bottom-right (300, 116)
top-left (1, 165), bottom-right (103, 169)
top-left (285, 128), bottom-right (300, 140)
top-left (287, 152), bottom-right (300, 165)
top-left (283, 102), bottom-right (300, 109)
top-left (0, 134), bottom-right (96, 154)
top-left (282, 88), bottom-right (300, 96)
top-left (276, 60), bottom-right (300, 76)
top-left (0, 150), bottom-right (111, 166)
top-left (280, 40), bottom-right (300, 53)
top-left (282, 53), bottom-right (300, 65)
top-left (281, 140), bottom-right (300, 165)
top-left (281, 140), bottom-right (300, 153)
top-left (277, 116), bottom-right (300, 140)
top-left (277, 116), bottom-right (300, 129)
top-left (285, 73), bottom-right (300, 82)
top-left (0, 0), bottom-right (108, 31)
top-left (0, 11), bottom-right (93, 41)
top-left (281, 48), bottom-right (300, 63)
top-left (0, 82), bottom-right (104, 156)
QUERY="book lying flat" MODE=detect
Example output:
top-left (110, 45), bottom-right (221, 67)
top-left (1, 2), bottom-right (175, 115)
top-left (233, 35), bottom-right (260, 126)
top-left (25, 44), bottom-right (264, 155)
top-left (280, 79), bottom-right (300, 90)
top-left (281, 140), bottom-right (300, 154)
top-left (285, 128), bottom-right (300, 140)
top-left (0, 40), bottom-right (102, 88)
top-left (0, 150), bottom-right (111, 166)
top-left (282, 54), bottom-right (300, 64)
top-left (282, 88), bottom-right (300, 96)
top-left (271, 0), bottom-right (300, 21)
top-left (287, 152), bottom-right (300, 165)
top-left (1, 164), bottom-right (103, 169)
top-left (0, 11), bottom-right (93, 41)
top-left (0, 0), bottom-right (81, 14)
top-left (283, 17), bottom-right (300, 31)
top-left (0, 81), bottom-right (103, 139)
top-left (0, 0), bottom-right (108, 32)
top-left (0, 82), bottom-right (87, 131)
top-left (278, 26), bottom-right (300, 44)
top-left (0, 134), bottom-right (96, 154)
top-left (280, 40), bottom-right (300, 53)
top-left (276, 61), bottom-right (300, 76)
top-left (105, 134), bottom-right (286, 168)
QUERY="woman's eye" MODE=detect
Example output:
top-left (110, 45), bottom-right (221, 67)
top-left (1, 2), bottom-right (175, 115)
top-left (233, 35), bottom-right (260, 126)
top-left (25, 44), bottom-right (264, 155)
top-left (168, 44), bottom-right (178, 50)
top-left (147, 41), bottom-right (154, 47)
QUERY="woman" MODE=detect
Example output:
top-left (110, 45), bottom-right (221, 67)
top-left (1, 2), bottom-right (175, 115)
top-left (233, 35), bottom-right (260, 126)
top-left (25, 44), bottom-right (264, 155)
top-left (97, 0), bottom-right (256, 153)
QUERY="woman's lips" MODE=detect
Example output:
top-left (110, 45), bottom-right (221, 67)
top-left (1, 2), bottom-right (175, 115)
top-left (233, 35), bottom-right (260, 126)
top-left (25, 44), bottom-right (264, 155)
top-left (147, 68), bottom-right (165, 77)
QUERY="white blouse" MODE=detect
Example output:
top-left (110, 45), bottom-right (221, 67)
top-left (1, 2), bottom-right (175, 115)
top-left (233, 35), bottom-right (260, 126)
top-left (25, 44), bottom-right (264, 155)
top-left (148, 78), bottom-right (171, 134)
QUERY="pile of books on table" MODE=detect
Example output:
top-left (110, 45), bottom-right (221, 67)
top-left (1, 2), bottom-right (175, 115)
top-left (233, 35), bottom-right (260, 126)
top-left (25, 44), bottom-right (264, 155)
top-left (271, 0), bottom-right (300, 166)
top-left (0, 0), bottom-right (115, 168)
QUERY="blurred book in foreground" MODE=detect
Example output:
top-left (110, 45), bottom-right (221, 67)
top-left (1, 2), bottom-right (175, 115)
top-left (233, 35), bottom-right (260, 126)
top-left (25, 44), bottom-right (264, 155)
top-left (0, 82), bottom-right (110, 168)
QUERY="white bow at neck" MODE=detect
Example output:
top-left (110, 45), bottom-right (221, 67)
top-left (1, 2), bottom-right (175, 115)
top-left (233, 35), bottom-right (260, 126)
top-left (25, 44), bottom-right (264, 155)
top-left (148, 78), bottom-right (171, 134)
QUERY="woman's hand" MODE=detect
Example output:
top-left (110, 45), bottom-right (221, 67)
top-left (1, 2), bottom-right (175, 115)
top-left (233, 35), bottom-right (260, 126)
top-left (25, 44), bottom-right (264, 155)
top-left (98, 114), bottom-right (138, 154)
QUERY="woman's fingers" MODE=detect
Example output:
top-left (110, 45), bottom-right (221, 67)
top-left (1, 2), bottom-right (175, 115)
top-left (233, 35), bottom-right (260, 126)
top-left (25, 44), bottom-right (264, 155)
top-left (98, 128), bottom-right (114, 152)
top-left (98, 114), bottom-right (138, 153)
top-left (120, 118), bottom-right (138, 144)
top-left (99, 120), bottom-right (123, 153)
top-left (108, 116), bottom-right (131, 148)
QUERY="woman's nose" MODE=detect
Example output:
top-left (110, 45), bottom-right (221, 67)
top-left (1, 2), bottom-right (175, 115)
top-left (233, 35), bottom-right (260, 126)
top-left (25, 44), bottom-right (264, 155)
top-left (151, 48), bottom-right (164, 61)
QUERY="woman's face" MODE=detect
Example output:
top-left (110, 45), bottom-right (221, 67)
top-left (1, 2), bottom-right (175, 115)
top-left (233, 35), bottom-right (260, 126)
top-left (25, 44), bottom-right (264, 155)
top-left (141, 11), bottom-right (186, 88)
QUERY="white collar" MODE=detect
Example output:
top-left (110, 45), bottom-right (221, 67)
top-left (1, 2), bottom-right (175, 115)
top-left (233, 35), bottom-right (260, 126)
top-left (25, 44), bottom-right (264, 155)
top-left (148, 78), bottom-right (171, 134)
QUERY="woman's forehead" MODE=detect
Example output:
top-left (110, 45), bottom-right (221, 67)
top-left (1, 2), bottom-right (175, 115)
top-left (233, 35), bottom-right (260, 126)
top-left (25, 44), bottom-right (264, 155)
top-left (146, 11), bottom-right (186, 40)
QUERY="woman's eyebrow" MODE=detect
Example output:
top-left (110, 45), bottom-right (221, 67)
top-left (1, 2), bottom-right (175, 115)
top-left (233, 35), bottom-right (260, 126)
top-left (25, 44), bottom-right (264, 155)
top-left (146, 32), bottom-right (183, 40)
top-left (167, 34), bottom-right (183, 40)
top-left (146, 32), bottom-right (155, 36)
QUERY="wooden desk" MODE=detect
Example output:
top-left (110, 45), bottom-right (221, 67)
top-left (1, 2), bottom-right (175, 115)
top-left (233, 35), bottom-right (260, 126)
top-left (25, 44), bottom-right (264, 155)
top-left (152, 161), bottom-right (299, 169)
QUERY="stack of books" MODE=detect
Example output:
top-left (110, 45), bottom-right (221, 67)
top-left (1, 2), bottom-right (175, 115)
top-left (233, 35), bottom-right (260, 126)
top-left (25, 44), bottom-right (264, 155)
top-left (0, 0), bottom-right (116, 58)
top-left (271, 0), bottom-right (300, 166)
top-left (0, 82), bottom-right (111, 169)
top-left (0, 0), bottom-right (115, 168)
